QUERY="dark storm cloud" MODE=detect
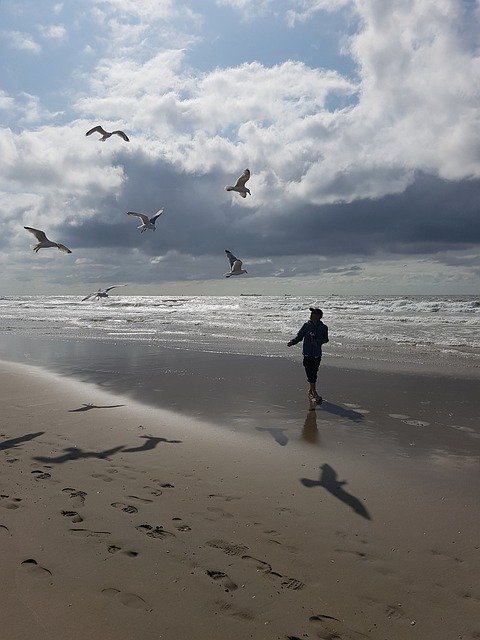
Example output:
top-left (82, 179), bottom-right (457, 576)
top-left (57, 153), bottom-right (480, 267)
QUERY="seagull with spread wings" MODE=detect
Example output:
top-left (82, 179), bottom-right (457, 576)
top-left (24, 227), bottom-right (72, 254)
top-left (82, 285), bottom-right (127, 302)
top-left (224, 250), bottom-right (248, 277)
top-left (126, 209), bottom-right (164, 233)
top-left (85, 125), bottom-right (129, 142)
top-left (225, 168), bottom-right (251, 198)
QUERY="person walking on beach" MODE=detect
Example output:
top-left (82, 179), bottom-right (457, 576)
top-left (287, 307), bottom-right (329, 404)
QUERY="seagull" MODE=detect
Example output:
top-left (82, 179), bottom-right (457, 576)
top-left (24, 227), bottom-right (72, 253)
top-left (85, 125), bottom-right (129, 142)
top-left (82, 285), bottom-right (127, 302)
top-left (224, 250), bottom-right (248, 277)
top-left (225, 168), bottom-right (251, 198)
top-left (126, 209), bottom-right (164, 233)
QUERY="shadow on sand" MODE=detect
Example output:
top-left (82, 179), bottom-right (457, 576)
top-left (32, 434), bottom-right (182, 464)
top-left (0, 431), bottom-right (45, 451)
top-left (68, 403), bottom-right (125, 412)
top-left (300, 463), bottom-right (371, 520)
top-left (256, 427), bottom-right (289, 446)
top-left (317, 401), bottom-right (365, 423)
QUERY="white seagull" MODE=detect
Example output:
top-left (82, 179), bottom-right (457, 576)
top-left (85, 125), bottom-right (129, 142)
top-left (225, 168), bottom-right (251, 198)
top-left (127, 209), bottom-right (164, 233)
top-left (224, 250), bottom-right (248, 277)
top-left (82, 284), bottom-right (127, 302)
top-left (24, 227), bottom-right (72, 254)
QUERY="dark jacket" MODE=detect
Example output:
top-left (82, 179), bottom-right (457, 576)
top-left (289, 320), bottom-right (329, 357)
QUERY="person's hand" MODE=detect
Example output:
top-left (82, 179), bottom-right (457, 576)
top-left (287, 340), bottom-right (294, 347)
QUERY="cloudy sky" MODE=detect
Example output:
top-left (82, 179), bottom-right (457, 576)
top-left (1, 0), bottom-right (479, 295)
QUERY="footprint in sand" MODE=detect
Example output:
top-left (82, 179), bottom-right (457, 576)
top-left (62, 487), bottom-right (87, 507)
top-left (212, 600), bottom-right (255, 621)
top-left (0, 495), bottom-right (22, 510)
top-left (20, 559), bottom-right (52, 578)
top-left (207, 539), bottom-right (249, 556)
top-left (143, 485), bottom-right (163, 497)
top-left (205, 570), bottom-right (238, 592)
top-left (91, 473), bottom-right (113, 482)
top-left (31, 470), bottom-right (52, 480)
top-left (1, 524), bottom-right (10, 534)
top-left (111, 502), bottom-right (138, 514)
top-left (61, 510), bottom-right (83, 523)
top-left (308, 614), bottom-right (369, 639)
top-left (69, 528), bottom-right (111, 538)
top-left (107, 545), bottom-right (138, 557)
top-left (241, 554), bottom-right (304, 590)
top-left (206, 506), bottom-right (234, 519)
top-left (172, 517), bottom-right (191, 532)
top-left (136, 524), bottom-right (175, 539)
top-left (151, 480), bottom-right (175, 488)
top-left (101, 587), bottom-right (147, 610)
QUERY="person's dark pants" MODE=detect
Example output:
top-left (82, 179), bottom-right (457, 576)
top-left (303, 355), bottom-right (321, 383)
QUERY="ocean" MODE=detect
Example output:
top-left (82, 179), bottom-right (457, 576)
top-left (0, 294), bottom-right (478, 375)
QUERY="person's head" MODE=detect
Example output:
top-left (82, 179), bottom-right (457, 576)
top-left (309, 307), bottom-right (323, 321)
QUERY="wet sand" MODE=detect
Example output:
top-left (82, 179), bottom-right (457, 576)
top-left (1, 353), bottom-right (479, 640)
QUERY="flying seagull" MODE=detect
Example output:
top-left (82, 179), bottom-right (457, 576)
top-left (85, 125), bottom-right (129, 142)
top-left (82, 285), bottom-right (127, 302)
top-left (126, 209), bottom-right (164, 233)
top-left (225, 168), bottom-right (251, 198)
top-left (24, 227), bottom-right (72, 254)
top-left (224, 250), bottom-right (247, 277)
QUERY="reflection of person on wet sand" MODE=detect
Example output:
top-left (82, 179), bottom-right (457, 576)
top-left (301, 410), bottom-right (320, 445)
top-left (301, 463), bottom-right (371, 520)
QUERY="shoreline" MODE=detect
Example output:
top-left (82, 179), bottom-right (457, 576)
top-left (1, 355), bottom-right (479, 639)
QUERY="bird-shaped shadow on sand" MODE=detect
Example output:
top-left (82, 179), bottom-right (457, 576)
top-left (123, 435), bottom-right (182, 452)
top-left (300, 463), bottom-right (372, 520)
top-left (318, 401), bottom-right (365, 423)
top-left (68, 403), bottom-right (125, 412)
top-left (0, 432), bottom-right (44, 451)
top-left (256, 427), bottom-right (288, 446)
top-left (34, 445), bottom-right (126, 464)
top-left (301, 410), bottom-right (320, 445)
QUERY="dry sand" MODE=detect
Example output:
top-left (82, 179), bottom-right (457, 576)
top-left (1, 358), bottom-right (479, 640)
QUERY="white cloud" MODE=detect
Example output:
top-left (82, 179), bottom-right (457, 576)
top-left (0, 90), bottom-right (15, 111)
top-left (39, 24), bottom-right (67, 40)
top-left (2, 30), bottom-right (42, 54)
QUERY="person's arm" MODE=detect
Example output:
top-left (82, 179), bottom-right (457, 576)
top-left (320, 325), bottom-right (329, 345)
top-left (287, 323), bottom-right (307, 347)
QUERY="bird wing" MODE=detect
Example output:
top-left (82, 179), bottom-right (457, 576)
top-left (113, 130), bottom-right (129, 141)
top-left (24, 226), bottom-right (47, 242)
top-left (105, 284), bottom-right (127, 293)
top-left (86, 125), bottom-right (107, 136)
top-left (149, 209), bottom-right (164, 224)
top-left (56, 243), bottom-right (72, 254)
top-left (235, 168), bottom-right (250, 188)
top-left (82, 293), bottom-right (94, 301)
top-left (225, 250), bottom-right (239, 268)
top-left (127, 212), bottom-right (149, 224)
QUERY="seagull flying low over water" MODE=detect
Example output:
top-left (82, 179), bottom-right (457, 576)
top-left (127, 209), bottom-right (164, 232)
top-left (24, 227), bottom-right (72, 254)
top-left (224, 250), bottom-right (248, 277)
top-left (85, 125), bottom-right (129, 142)
top-left (225, 168), bottom-right (251, 198)
top-left (82, 284), bottom-right (127, 302)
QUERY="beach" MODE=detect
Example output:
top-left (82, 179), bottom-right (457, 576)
top-left (1, 343), bottom-right (479, 639)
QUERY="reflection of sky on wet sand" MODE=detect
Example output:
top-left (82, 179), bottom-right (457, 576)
top-left (0, 334), bottom-right (478, 471)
